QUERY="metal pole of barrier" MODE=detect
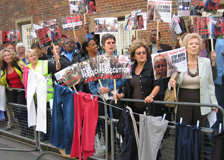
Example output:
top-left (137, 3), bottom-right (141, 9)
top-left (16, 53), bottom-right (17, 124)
top-left (109, 100), bottom-right (115, 160)
top-left (0, 100), bottom-right (38, 152)
top-left (118, 98), bottom-right (224, 125)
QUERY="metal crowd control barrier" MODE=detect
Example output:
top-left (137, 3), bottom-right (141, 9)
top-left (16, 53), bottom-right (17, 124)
top-left (0, 87), bottom-right (109, 160)
top-left (0, 87), bottom-right (38, 153)
top-left (109, 98), bottom-right (224, 160)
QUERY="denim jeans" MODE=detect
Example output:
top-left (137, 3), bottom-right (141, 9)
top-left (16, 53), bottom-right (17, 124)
top-left (213, 83), bottom-right (224, 129)
top-left (50, 84), bottom-right (75, 154)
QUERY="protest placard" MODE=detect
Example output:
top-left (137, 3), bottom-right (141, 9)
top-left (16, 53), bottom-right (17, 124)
top-left (131, 9), bottom-right (142, 30)
top-left (194, 17), bottom-right (211, 39)
top-left (61, 15), bottom-right (83, 31)
top-left (39, 19), bottom-right (61, 43)
top-left (89, 57), bottom-right (99, 80)
top-left (136, 12), bottom-right (147, 30)
top-left (98, 55), bottom-right (111, 79)
top-left (54, 63), bottom-right (82, 87)
top-left (151, 47), bottom-right (187, 80)
top-left (210, 17), bottom-right (224, 39)
top-left (94, 18), bottom-right (118, 34)
top-left (117, 55), bottom-right (132, 79)
top-left (124, 14), bottom-right (133, 31)
top-left (204, 0), bottom-right (220, 14)
top-left (9, 29), bottom-right (20, 43)
top-left (177, 0), bottom-right (191, 16)
top-left (147, 0), bottom-right (172, 23)
top-left (69, 0), bottom-right (96, 14)
top-left (2, 31), bottom-right (10, 44)
top-left (30, 24), bottom-right (42, 39)
top-left (170, 14), bottom-right (187, 42)
top-left (79, 60), bottom-right (95, 83)
top-left (35, 27), bottom-right (52, 48)
top-left (191, 0), bottom-right (205, 15)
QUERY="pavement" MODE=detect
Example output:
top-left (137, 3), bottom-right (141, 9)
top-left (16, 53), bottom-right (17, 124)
top-left (0, 135), bottom-right (73, 160)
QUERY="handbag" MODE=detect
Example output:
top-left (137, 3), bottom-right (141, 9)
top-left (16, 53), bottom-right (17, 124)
top-left (164, 75), bottom-right (178, 108)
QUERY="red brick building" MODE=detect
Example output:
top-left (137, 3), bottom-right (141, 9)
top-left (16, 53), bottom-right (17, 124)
top-left (0, 0), bottom-right (224, 53)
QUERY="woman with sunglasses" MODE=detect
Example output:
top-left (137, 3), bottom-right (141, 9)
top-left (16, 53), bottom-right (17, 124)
top-left (114, 40), bottom-right (161, 120)
top-left (89, 34), bottom-right (126, 119)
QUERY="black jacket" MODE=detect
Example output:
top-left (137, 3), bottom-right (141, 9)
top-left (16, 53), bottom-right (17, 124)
top-left (59, 49), bottom-right (81, 70)
top-left (149, 43), bottom-right (172, 55)
top-left (59, 49), bottom-right (82, 91)
top-left (122, 60), bottom-right (161, 116)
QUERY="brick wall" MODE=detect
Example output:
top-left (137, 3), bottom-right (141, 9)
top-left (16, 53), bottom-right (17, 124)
top-left (0, 0), bottom-right (192, 49)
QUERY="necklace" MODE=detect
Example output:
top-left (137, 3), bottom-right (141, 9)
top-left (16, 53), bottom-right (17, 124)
top-left (187, 58), bottom-right (199, 77)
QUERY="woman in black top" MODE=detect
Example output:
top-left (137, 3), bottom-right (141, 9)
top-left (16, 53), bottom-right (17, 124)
top-left (114, 40), bottom-right (161, 117)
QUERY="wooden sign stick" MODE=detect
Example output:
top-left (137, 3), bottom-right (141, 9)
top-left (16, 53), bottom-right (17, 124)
top-left (73, 28), bottom-right (76, 37)
top-left (211, 39), bottom-right (214, 51)
top-left (157, 21), bottom-right (159, 39)
top-left (72, 84), bottom-right (77, 92)
top-left (84, 14), bottom-right (86, 24)
top-left (98, 79), bottom-right (107, 100)
top-left (136, 30), bottom-right (138, 40)
top-left (114, 79), bottom-right (117, 104)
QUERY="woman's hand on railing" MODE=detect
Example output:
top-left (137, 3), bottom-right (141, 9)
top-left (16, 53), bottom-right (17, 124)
top-left (144, 95), bottom-right (154, 103)
top-left (113, 93), bottom-right (125, 100)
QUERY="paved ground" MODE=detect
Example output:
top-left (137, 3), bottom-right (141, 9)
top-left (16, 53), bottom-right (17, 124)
top-left (0, 135), bottom-right (72, 160)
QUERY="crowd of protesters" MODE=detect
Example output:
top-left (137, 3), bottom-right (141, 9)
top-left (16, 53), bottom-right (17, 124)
top-left (0, 23), bottom-right (223, 147)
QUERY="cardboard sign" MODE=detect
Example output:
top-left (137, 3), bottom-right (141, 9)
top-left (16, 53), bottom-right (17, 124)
top-left (204, 0), bottom-right (220, 14)
top-left (177, 0), bottom-right (191, 16)
top-left (151, 47), bottom-right (187, 80)
top-left (30, 24), bottom-right (42, 39)
top-left (79, 60), bottom-right (95, 83)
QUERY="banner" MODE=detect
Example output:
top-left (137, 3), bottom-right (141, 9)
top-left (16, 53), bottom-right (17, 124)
top-left (151, 47), bottom-right (187, 80)
top-left (30, 24), bottom-right (42, 39)
top-left (2, 31), bottom-right (10, 44)
top-left (61, 15), bottom-right (83, 31)
top-left (94, 18), bottom-right (118, 34)
top-left (39, 19), bottom-right (61, 43)
top-left (79, 60), bottom-right (95, 83)
top-left (147, 0), bottom-right (172, 23)
top-left (177, 0), bottom-right (191, 16)
top-left (69, 0), bottom-right (96, 14)
top-left (54, 63), bottom-right (82, 87)
top-left (204, 0), bottom-right (220, 14)
top-left (35, 27), bottom-right (52, 48)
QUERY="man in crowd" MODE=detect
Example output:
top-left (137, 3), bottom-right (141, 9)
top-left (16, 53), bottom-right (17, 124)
top-left (31, 42), bottom-right (49, 60)
top-left (149, 29), bottom-right (173, 121)
top-left (149, 30), bottom-right (172, 54)
top-left (60, 34), bottom-right (81, 54)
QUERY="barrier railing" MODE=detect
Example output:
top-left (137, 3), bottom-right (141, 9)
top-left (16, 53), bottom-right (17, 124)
top-left (108, 98), bottom-right (224, 160)
top-left (1, 87), bottom-right (224, 160)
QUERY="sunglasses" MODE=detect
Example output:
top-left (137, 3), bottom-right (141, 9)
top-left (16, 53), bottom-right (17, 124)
top-left (155, 64), bottom-right (166, 68)
top-left (106, 42), bottom-right (115, 45)
top-left (136, 51), bottom-right (146, 55)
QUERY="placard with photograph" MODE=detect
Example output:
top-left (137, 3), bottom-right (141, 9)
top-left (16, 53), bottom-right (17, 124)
top-left (54, 63), bottom-right (82, 87)
top-left (35, 27), bottom-right (52, 48)
top-left (69, 0), bottom-right (96, 14)
top-left (177, 0), bottom-right (191, 16)
top-left (79, 60), bottom-right (95, 83)
top-left (204, 0), bottom-right (220, 14)
top-left (94, 18), bottom-right (118, 34)
top-left (151, 47), bottom-right (187, 80)
top-left (147, 0), bottom-right (172, 23)
top-left (61, 15), bottom-right (83, 31)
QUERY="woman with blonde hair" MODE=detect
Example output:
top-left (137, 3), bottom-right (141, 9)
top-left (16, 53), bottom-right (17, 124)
top-left (0, 48), bottom-right (31, 136)
top-left (169, 33), bottom-right (218, 127)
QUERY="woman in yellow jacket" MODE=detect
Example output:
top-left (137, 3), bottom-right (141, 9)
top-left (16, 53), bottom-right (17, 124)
top-left (0, 48), bottom-right (32, 137)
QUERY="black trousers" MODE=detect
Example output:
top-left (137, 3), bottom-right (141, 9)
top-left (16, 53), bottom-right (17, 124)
top-left (176, 88), bottom-right (207, 127)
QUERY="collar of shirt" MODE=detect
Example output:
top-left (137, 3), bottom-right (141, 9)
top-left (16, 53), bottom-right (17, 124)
top-left (151, 43), bottom-right (158, 54)
top-left (64, 49), bottom-right (76, 62)
top-left (101, 50), bottom-right (117, 56)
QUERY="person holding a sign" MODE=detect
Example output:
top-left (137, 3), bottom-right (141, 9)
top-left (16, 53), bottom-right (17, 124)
top-left (169, 33), bottom-right (218, 127)
top-left (89, 34), bottom-right (126, 118)
top-left (114, 40), bottom-right (161, 118)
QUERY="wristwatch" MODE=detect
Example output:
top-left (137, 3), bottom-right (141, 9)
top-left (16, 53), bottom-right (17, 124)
top-left (150, 94), bottom-right (154, 98)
